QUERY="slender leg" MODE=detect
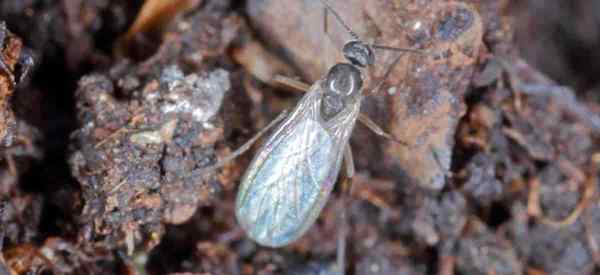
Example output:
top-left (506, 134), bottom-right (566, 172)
top-left (319, 0), bottom-right (360, 41)
top-left (197, 109), bottom-right (289, 174)
top-left (343, 144), bottom-right (355, 180)
top-left (324, 7), bottom-right (329, 40)
top-left (322, 2), bottom-right (340, 46)
top-left (358, 113), bottom-right (408, 146)
top-left (323, 5), bottom-right (335, 69)
top-left (336, 185), bottom-right (348, 275)
top-left (337, 144), bottom-right (354, 275)
top-left (365, 46), bottom-right (428, 97)
top-left (365, 53), bottom-right (404, 97)
top-left (272, 75), bottom-right (311, 93)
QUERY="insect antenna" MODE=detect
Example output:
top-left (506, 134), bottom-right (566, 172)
top-left (319, 0), bottom-right (361, 41)
top-left (319, 0), bottom-right (428, 54)
top-left (371, 44), bottom-right (427, 55)
top-left (366, 52), bottom-right (405, 96)
top-left (366, 45), bottom-right (431, 96)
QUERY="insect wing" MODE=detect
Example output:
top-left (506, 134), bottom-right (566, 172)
top-left (235, 82), bottom-right (359, 247)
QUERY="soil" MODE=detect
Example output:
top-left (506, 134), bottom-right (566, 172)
top-left (0, 0), bottom-right (599, 274)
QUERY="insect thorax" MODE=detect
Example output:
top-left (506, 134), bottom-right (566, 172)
top-left (320, 63), bottom-right (363, 121)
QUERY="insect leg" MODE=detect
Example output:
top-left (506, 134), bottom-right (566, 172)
top-left (272, 75), bottom-right (310, 92)
top-left (371, 44), bottom-right (427, 55)
top-left (322, 4), bottom-right (339, 70)
top-left (358, 113), bottom-right (408, 146)
top-left (337, 144), bottom-right (355, 274)
top-left (323, 6), bottom-right (329, 40)
top-left (365, 52), bottom-right (404, 97)
top-left (197, 109), bottom-right (290, 174)
top-left (319, 0), bottom-right (360, 41)
top-left (366, 46), bottom-right (429, 97)
top-left (343, 143), bottom-right (355, 179)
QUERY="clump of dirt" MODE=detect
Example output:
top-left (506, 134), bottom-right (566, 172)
top-left (0, 0), bottom-right (599, 274)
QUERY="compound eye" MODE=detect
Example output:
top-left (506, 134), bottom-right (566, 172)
top-left (343, 41), bottom-right (374, 67)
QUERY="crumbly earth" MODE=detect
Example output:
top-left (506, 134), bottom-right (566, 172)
top-left (0, 0), bottom-right (599, 274)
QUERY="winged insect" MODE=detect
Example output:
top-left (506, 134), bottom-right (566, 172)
top-left (202, 0), bottom-right (424, 250)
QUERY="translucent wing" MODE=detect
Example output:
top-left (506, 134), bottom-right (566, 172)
top-left (235, 81), bottom-right (360, 247)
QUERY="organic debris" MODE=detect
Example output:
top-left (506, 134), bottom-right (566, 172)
top-left (0, 0), bottom-right (598, 274)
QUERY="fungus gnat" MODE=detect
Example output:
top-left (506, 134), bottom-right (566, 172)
top-left (201, 0), bottom-right (423, 261)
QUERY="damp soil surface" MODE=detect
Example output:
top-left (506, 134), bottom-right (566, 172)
top-left (0, 0), bottom-right (599, 274)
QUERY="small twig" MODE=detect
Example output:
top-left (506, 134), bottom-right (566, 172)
top-left (95, 128), bottom-right (129, 148)
top-left (354, 186), bottom-right (392, 211)
top-left (109, 179), bottom-right (128, 194)
top-left (527, 174), bottom-right (596, 227)
top-left (95, 114), bottom-right (145, 148)
top-left (501, 58), bottom-right (600, 134)
top-left (583, 211), bottom-right (600, 267)
top-left (350, 174), bottom-right (396, 212)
